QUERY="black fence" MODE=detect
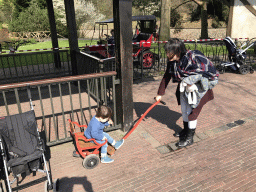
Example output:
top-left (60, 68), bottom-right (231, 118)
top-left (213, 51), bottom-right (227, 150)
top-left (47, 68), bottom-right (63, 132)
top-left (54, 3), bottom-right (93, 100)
top-left (0, 71), bottom-right (119, 146)
top-left (0, 50), bottom-right (71, 84)
top-left (80, 39), bottom-right (255, 80)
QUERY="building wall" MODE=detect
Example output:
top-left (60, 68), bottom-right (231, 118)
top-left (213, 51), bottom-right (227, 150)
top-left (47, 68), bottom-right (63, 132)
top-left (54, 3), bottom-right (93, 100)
top-left (232, 0), bottom-right (256, 38)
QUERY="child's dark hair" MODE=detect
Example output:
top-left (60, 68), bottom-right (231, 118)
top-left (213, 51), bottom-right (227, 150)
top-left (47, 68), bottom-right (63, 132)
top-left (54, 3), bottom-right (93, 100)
top-left (164, 38), bottom-right (187, 58)
top-left (96, 105), bottom-right (112, 119)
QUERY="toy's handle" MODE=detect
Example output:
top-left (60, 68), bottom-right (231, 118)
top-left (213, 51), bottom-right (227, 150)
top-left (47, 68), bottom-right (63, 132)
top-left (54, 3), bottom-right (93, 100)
top-left (154, 97), bottom-right (166, 105)
top-left (123, 99), bottom-right (166, 140)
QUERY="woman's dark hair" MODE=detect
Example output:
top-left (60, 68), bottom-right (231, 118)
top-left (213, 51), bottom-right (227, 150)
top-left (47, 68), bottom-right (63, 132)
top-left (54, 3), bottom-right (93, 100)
top-left (164, 38), bottom-right (187, 59)
top-left (96, 105), bottom-right (112, 119)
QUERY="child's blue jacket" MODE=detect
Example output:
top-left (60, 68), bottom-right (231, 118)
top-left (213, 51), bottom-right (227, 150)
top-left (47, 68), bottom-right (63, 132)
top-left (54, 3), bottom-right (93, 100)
top-left (84, 116), bottom-right (109, 141)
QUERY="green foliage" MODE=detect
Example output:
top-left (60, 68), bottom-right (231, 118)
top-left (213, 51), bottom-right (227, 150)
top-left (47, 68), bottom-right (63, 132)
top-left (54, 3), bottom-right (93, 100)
top-left (8, 0), bottom-right (68, 37)
top-left (189, 0), bottom-right (229, 28)
top-left (0, 0), bottom-right (14, 23)
top-left (170, 8), bottom-right (182, 33)
top-left (9, 0), bottom-right (50, 32)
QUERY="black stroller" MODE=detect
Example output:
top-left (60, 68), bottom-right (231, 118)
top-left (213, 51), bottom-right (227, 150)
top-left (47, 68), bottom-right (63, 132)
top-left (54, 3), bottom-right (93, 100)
top-left (217, 36), bottom-right (255, 74)
top-left (0, 87), bottom-right (56, 192)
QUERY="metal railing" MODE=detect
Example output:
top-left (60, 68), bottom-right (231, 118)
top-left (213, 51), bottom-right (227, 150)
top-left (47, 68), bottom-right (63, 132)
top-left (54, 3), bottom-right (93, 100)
top-left (0, 50), bottom-right (71, 84)
top-left (81, 39), bottom-right (255, 80)
top-left (0, 71), bottom-right (119, 146)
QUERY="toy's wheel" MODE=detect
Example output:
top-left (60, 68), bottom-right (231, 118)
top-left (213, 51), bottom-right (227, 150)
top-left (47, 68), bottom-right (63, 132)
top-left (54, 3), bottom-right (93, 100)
top-left (239, 65), bottom-right (249, 75)
top-left (216, 65), bottom-right (224, 74)
top-left (82, 154), bottom-right (100, 169)
top-left (141, 50), bottom-right (155, 69)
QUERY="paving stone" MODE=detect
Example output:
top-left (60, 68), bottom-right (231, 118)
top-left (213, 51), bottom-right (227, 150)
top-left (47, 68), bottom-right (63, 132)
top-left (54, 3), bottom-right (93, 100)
top-left (193, 135), bottom-right (201, 143)
top-left (168, 142), bottom-right (179, 151)
top-left (217, 125), bottom-right (231, 131)
top-left (196, 132), bottom-right (209, 140)
top-left (156, 145), bottom-right (171, 154)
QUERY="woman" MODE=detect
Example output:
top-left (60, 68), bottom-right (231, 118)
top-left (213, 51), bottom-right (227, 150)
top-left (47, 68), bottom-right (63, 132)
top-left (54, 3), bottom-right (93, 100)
top-left (155, 38), bottom-right (219, 148)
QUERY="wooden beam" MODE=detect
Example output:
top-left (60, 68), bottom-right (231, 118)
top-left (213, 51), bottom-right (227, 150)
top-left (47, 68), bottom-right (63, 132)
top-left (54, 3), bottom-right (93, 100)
top-left (113, 0), bottom-right (133, 132)
top-left (240, 0), bottom-right (256, 17)
top-left (227, 0), bottom-right (234, 36)
top-left (46, 0), bottom-right (61, 68)
top-left (64, 0), bottom-right (79, 75)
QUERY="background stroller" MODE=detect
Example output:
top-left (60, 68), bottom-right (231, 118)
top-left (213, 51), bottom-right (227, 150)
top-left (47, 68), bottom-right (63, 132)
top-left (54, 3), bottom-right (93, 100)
top-left (216, 36), bottom-right (255, 74)
top-left (0, 87), bottom-right (57, 192)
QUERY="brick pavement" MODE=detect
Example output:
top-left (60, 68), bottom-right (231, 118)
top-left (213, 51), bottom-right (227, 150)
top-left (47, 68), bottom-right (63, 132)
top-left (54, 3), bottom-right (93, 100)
top-left (5, 72), bottom-right (256, 192)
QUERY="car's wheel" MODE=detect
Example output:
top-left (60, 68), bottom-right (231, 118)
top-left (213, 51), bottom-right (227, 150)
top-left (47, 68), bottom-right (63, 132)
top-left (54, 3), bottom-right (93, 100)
top-left (82, 154), bottom-right (100, 169)
top-left (140, 50), bottom-right (155, 69)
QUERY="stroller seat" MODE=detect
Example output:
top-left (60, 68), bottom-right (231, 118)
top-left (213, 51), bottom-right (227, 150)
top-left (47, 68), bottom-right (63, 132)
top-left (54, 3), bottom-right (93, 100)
top-left (0, 110), bottom-right (54, 191)
top-left (217, 36), bottom-right (254, 74)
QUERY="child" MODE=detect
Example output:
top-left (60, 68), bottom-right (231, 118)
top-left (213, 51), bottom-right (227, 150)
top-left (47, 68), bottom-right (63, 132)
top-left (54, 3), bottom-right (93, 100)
top-left (84, 105), bottom-right (124, 163)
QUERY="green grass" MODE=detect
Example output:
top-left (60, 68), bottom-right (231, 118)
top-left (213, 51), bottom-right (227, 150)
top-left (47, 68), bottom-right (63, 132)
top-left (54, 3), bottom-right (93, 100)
top-left (0, 40), bottom-right (98, 68)
top-left (18, 39), bottom-right (98, 50)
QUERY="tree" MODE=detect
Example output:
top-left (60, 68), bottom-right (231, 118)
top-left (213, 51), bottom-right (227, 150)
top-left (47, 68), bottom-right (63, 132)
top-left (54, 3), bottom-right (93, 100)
top-left (8, 0), bottom-right (68, 36)
top-left (0, 0), bottom-right (15, 24)
top-left (132, 0), bottom-right (160, 15)
top-left (159, 0), bottom-right (171, 40)
top-left (8, 0), bottom-right (50, 32)
top-left (189, 0), bottom-right (229, 39)
top-left (52, 0), bottom-right (105, 30)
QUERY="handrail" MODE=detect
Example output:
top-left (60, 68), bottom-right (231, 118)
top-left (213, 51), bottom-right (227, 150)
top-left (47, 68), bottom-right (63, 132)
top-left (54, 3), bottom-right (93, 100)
top-left (79, 50), bottom-right (115, 62)
top-left (0, 71), bottom-right (117, 90)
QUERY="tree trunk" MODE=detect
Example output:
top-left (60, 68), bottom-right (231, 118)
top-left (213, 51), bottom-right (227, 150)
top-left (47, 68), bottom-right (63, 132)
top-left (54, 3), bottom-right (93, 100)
top-left (200, 1), bottom-right (208, 39)
top-left (159, 0), bottom-right (171, 41)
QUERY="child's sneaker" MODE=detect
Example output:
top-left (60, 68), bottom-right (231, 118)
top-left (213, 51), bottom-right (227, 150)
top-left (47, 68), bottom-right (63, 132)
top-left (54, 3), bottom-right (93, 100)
top-left (101, 155), bottom-right (114, 163)
top-left (114, 139), bottom-right (124, 150)
top-left (73, 150), bottom-right (80, 157)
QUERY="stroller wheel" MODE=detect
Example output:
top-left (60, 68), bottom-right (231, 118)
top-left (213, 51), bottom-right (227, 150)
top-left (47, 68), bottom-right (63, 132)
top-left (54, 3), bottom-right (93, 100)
top-left (216, 65), bottom-right (225, 74)
top-left (239, 65), bottom-right (249, 75)
top-left (250, 67), bottom-right (254, 74)
top-left (45, 180), bottom-right (53, 192)
top-left (82, 154), bottom-right (100, 169)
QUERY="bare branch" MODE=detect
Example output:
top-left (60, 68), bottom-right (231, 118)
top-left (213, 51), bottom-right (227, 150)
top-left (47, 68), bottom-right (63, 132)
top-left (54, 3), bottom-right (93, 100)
top-left (190, 0), bottom-right (204, 6)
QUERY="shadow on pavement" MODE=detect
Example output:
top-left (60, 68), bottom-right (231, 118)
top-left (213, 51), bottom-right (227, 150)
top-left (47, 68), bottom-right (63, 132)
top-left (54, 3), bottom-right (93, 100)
top-left (133, 102), bottom-right (182, 133)
top-left (57, 176), bottom-right (93, 192)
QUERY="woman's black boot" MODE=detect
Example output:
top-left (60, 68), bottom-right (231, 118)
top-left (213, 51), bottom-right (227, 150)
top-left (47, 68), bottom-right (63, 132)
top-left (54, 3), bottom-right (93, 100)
top-left (176, 128), bottom-right (195, 148)
top-left (173, 121), bottom-right (188, 137)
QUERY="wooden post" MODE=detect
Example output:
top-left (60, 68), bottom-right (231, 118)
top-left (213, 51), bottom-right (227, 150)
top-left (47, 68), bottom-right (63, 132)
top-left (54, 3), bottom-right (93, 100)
top-left (64, 0), bottom-right (79, 75)
top-left (227, 0), bottom-right (234, 37)
top-left (113, 0), bottom-right (133, 132)
top-left (46, 0), bottom-right (61, 68)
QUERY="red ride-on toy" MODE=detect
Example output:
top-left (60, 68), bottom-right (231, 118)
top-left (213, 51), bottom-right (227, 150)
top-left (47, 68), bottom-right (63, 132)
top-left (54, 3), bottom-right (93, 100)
top-left (68, 119), bottom-right (115, 169)
top-left (68, 99), bottom-right (165, 169)
top-left (83, 15), bottom-right (159, 69)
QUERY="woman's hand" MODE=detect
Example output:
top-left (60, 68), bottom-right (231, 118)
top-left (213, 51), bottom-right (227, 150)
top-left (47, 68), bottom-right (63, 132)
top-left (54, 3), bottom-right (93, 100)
top-left (155, 95), bottom-right (162, 101)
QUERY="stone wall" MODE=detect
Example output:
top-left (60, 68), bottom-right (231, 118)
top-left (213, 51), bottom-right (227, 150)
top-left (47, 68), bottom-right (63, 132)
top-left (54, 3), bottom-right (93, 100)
top-left (232, 0), bottom-right (256, 39)
top-left (170, 28), bottom-right (227, 40)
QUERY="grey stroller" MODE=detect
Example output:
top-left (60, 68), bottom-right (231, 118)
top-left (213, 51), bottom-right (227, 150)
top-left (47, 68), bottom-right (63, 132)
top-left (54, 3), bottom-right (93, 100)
top-left (217, 36), bottom-right (255, 74)
top-left (0, 87), bottom-right (57, 191)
